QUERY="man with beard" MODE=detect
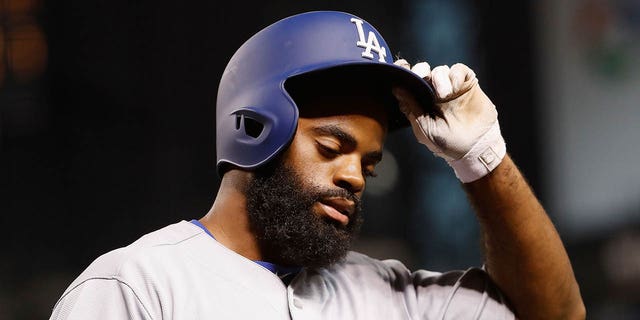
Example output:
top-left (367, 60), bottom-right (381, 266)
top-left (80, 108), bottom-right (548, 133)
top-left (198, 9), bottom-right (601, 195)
top-left (51, 11), bottom-right (585, 320)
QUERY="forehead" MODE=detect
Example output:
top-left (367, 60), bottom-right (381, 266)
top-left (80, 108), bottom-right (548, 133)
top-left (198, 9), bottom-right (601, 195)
top-left (295, 95), bottom-right (388, 154)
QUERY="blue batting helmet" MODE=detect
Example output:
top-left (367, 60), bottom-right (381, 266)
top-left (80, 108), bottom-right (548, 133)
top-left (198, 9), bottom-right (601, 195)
top-left (216, 11), bottom-right (434, 174)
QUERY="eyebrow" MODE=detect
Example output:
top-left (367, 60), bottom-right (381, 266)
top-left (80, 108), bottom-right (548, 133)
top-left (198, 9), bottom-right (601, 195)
top-left (311, 125), bottom-right (383, 163)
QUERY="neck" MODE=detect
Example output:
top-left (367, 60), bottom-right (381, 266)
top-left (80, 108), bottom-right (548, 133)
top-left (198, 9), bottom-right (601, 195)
top-left (199, 170), bottom-right (263, 261)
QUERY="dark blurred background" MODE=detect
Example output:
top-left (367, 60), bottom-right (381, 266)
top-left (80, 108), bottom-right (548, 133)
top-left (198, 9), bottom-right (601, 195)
top-left (1, 0), bottom-right (639, 319)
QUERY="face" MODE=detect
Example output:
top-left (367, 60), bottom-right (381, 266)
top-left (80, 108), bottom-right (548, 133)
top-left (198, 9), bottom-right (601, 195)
top-left (245, 94), bottom-right (388, 268)
top-left (289, 95), bottom-right (388, 203)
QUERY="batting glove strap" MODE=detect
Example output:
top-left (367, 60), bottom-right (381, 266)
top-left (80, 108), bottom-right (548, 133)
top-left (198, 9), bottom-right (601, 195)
top-left (448, 121), bottom-right (506, 183)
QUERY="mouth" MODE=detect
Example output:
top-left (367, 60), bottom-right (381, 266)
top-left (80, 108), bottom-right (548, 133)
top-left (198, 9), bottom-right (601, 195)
top-left (317, 198), bottom-right (355, 227)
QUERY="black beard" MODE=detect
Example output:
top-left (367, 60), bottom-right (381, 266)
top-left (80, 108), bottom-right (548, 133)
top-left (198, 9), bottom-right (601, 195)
top-left (245, 160), bottom-right (363, 269)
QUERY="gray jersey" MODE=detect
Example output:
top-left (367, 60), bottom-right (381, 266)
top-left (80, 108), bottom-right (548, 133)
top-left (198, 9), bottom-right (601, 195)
top-left (51, 221), bottom-right (515, 319)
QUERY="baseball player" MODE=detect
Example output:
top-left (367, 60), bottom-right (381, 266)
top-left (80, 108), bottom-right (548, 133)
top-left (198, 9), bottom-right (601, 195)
top-left (50, 11), bottom-right (585, 319)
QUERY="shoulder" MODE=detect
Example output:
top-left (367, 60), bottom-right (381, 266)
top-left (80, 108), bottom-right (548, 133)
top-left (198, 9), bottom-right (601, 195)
top-left (53, 221), bottom-right (292, 319)
top-left (53, 221), bottom-right (208, 314)
top-left (76, 221), bottom-right (204, 279)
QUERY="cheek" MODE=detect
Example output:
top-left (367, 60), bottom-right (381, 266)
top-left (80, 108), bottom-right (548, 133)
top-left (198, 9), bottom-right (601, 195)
top-left (299, 154), bottom-right (332, 186)
top-left (285, 138), bottom-right (332, 187)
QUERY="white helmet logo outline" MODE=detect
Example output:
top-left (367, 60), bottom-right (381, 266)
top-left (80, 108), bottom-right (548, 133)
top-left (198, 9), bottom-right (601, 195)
top-left (351, 18), bottom-right (388, 63)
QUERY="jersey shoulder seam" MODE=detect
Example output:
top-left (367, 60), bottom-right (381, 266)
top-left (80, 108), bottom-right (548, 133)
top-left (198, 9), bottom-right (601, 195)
top-left (53, 276), bottom-right (155, 320)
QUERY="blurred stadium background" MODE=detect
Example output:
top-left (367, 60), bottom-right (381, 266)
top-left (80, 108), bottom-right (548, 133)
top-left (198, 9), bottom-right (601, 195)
top-left (1, 0), bottom-right (638, 318)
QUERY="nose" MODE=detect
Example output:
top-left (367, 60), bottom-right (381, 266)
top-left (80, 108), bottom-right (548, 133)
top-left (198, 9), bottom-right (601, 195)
top-left (333, 156), bottom-right (365, 195)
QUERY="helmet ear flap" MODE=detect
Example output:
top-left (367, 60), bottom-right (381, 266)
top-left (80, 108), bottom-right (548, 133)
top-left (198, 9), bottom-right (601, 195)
top-left (235, 113), bottom-right (264, 138)
top-left (231, 109), bottom-right (274, 144)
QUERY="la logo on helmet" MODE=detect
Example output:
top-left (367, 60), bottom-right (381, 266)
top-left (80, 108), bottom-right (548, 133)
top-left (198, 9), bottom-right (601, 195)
top-left (351, 18), bottom-right (388, 62)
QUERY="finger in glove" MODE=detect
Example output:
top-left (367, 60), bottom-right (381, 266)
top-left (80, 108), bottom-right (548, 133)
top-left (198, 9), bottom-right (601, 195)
top-left (431, 65), bottom-right (454, 101)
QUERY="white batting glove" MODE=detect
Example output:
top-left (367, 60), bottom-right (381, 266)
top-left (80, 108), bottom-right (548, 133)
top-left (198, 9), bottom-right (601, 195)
top-left (393, 59), bottom-right (506, 183)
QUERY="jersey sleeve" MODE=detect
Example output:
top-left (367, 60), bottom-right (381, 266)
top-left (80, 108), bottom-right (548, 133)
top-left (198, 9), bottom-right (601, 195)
top-left (291, 252), bottom-right (516, 319)
top-left (50, 277), bottom-right (153, 320)
top-left (383, 259), bottom-right (516, 320)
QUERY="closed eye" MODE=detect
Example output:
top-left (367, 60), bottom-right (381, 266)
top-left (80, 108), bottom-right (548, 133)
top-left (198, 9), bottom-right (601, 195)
top-left (317, 142), bottom-right (341, 157)
top-left (315, 139), bottom-right (380, 178)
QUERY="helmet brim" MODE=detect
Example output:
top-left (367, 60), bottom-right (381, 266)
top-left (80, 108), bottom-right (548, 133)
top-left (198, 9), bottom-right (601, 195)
top-left (287, 61), bottom-right (436, 131)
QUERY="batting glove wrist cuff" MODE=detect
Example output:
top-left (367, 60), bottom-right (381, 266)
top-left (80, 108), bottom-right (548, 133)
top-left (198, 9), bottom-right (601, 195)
top-left (448, 121), bottom-right (506, 183)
